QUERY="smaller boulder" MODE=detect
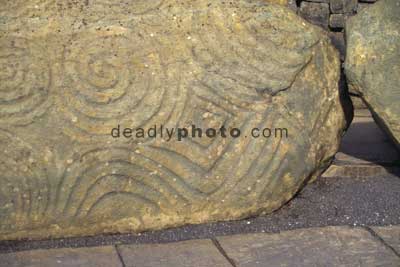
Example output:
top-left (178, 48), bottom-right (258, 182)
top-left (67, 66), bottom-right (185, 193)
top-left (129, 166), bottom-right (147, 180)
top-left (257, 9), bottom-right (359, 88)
top-left (345, 0), bottom-right (400, 150)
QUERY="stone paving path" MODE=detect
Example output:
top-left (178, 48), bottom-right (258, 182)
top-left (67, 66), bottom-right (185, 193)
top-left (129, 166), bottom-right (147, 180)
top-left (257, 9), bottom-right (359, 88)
top-left (1, 226), bottom-right (399, 266)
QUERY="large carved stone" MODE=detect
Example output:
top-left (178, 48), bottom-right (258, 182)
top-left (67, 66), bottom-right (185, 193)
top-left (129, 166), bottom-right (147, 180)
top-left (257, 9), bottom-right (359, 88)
top-left (0, 0), bottom-right (347, 240)
top-left (345, 0), bottom-right (400, 150)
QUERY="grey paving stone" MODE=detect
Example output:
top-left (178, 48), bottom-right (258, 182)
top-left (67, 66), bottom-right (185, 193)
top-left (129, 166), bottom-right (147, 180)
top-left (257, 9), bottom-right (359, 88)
top-left (354, 108), bottom-right (372, 117)
top-left (118, 239), bottom-right (231, 267)
top-left (217, 226), bottom-right (400, 267)
top-left (336, 116), bottom-right (399, 164)
top-left (322, 164), bottom-right (399, 178)
top-left (0, 246), bottom-right (122, 267)
top-left (372, 226), bottom-right (400, 255)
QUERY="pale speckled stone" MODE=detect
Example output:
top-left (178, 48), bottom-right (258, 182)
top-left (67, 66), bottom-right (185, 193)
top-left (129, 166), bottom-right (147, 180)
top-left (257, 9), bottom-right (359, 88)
top-left (0, 0), bottom-right (347, 240)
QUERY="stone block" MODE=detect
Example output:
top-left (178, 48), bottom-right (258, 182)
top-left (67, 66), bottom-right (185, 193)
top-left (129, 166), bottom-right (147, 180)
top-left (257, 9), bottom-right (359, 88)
top-left (330, 0), bottom-right (358, 14)
top-left (299, 2), bottom-right (330, 29)
top-left (330, 14), bottom-right (346, 29)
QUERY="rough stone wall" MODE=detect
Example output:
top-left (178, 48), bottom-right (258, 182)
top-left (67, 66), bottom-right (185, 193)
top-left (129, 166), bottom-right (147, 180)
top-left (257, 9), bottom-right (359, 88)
top-left (290, 0), bottom-right (378, 59)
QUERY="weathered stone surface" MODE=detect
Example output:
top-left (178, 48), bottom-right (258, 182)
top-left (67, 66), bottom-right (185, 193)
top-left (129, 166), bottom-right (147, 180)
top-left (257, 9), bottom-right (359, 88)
top-left (0, 246), bottom-right (122, 267)
top-left (329, 14), bottom-right (346, 29)
top-left (372, 226), bottom-right (400, 254)
top-left (357, 2), bottom-right (372, 12)
top-left (0, 0), bottom-right (347, 240)
top-left (330, 0), bottom-right (358, 14)
top-left (300, 2), bottom-right (331, 29)
top-left (217, 226), bottom-right (400, 266)
top-left (119, 239), bottom-right (231, 267)
top-left (345, 0), bottom-right (400, 150)
top-left (307, 0), bottom-right (330, 3)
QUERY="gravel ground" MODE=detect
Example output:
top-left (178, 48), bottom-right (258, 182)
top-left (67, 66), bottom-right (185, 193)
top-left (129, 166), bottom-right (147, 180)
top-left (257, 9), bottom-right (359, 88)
top-left (1, 170), bottom-right (399, 253)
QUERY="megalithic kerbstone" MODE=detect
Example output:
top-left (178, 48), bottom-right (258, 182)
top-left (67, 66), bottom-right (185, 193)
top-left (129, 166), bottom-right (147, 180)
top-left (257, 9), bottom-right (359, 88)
top-left (0, 0), bottom-right (348, 240)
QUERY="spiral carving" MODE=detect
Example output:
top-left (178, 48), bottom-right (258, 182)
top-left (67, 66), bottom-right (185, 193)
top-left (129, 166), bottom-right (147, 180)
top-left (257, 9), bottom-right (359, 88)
top-left (59, 27), bottom-right (185, 141)
top-left (0, 37), bottom-right (51, 126)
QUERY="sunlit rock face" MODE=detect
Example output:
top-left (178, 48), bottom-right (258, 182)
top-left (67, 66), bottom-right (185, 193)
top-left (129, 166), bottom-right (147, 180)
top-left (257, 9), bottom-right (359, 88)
top-left (0, 0), bottom-right (346, 240)
top-left (345, 0), bottom-right (400, 149)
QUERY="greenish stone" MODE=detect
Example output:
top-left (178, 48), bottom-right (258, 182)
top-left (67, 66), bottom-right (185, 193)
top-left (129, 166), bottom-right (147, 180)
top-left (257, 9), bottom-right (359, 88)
top-left (345, 0), bottom-right (400, 150)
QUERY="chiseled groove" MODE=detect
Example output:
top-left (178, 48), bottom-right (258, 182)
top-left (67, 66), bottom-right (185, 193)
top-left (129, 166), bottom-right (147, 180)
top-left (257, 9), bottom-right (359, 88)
top-left (0, 130), bottom-right (51, 227)
top-left (254, 137), bottom-right (283, 199)
top-left (147, 145), bottom-right (207, 174)
top-left (85, 191), bottom-right (160, 218)
top-left (258, 152), bottom-right (289, 203)
top-left (311, 100), bottom-right (335, 138)
top-left (74, 173), bottom-right (174, 218)
top-left (198, 79), bottom-right (260, 112)
top-left (0, 40), bottom-right (51, 126)
top-left (194, 93), bottom-right (237, 117)
top-left (205, 116), bottom-right (251, 173)
top-left (52, 147), bottom-right (177, 211)
top-left (62, 159), bottom-right (187, 216)
top-left (209, 112), bottom-right (270, 197)
top-left (60, 34), bottom-right (174, 138)
top-left (222, 112), bottom-right (276, 196)
top-left (138, 148), bottom-right (207, 201)
top-left (0, 70), bottom-right (27, 95)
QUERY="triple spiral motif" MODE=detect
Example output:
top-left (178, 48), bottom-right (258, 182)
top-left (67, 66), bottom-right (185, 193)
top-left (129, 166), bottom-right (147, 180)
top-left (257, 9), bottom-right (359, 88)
top-left (58, 27), bottom-right (185, 141)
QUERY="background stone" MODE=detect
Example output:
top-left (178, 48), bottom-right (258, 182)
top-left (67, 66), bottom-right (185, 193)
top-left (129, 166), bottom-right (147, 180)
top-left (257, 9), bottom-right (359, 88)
top-left (300, 2), bottom-right (331, 29)
top-left (345, 0), bottom-right (400, 149)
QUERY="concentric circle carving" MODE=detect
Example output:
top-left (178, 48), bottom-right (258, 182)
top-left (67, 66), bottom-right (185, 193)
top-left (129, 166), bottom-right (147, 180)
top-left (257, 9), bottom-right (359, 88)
top-left (0, 37), bottom-right (51, 126)
top-left (58, 27), bottom-right (185, 141)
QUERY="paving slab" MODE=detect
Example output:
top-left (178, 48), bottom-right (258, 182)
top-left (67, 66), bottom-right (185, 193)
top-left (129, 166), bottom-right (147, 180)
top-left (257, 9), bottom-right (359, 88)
top-left (322, 164), bottom-right (399, 178)
top-left (323, 110), bottom-right (399, 178)
top-left (217, 226), bottom-right (400, 267)
top-left (372, 226), bottom-right (400, 255)
top-left (336, 116), bottom-right (399, 165)
top-left (353, 108), bottom-right (372, 118)
top-left (0, 246), bottom-right (122, 267)
top-left (118, 239), bottom-right (231, 267)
